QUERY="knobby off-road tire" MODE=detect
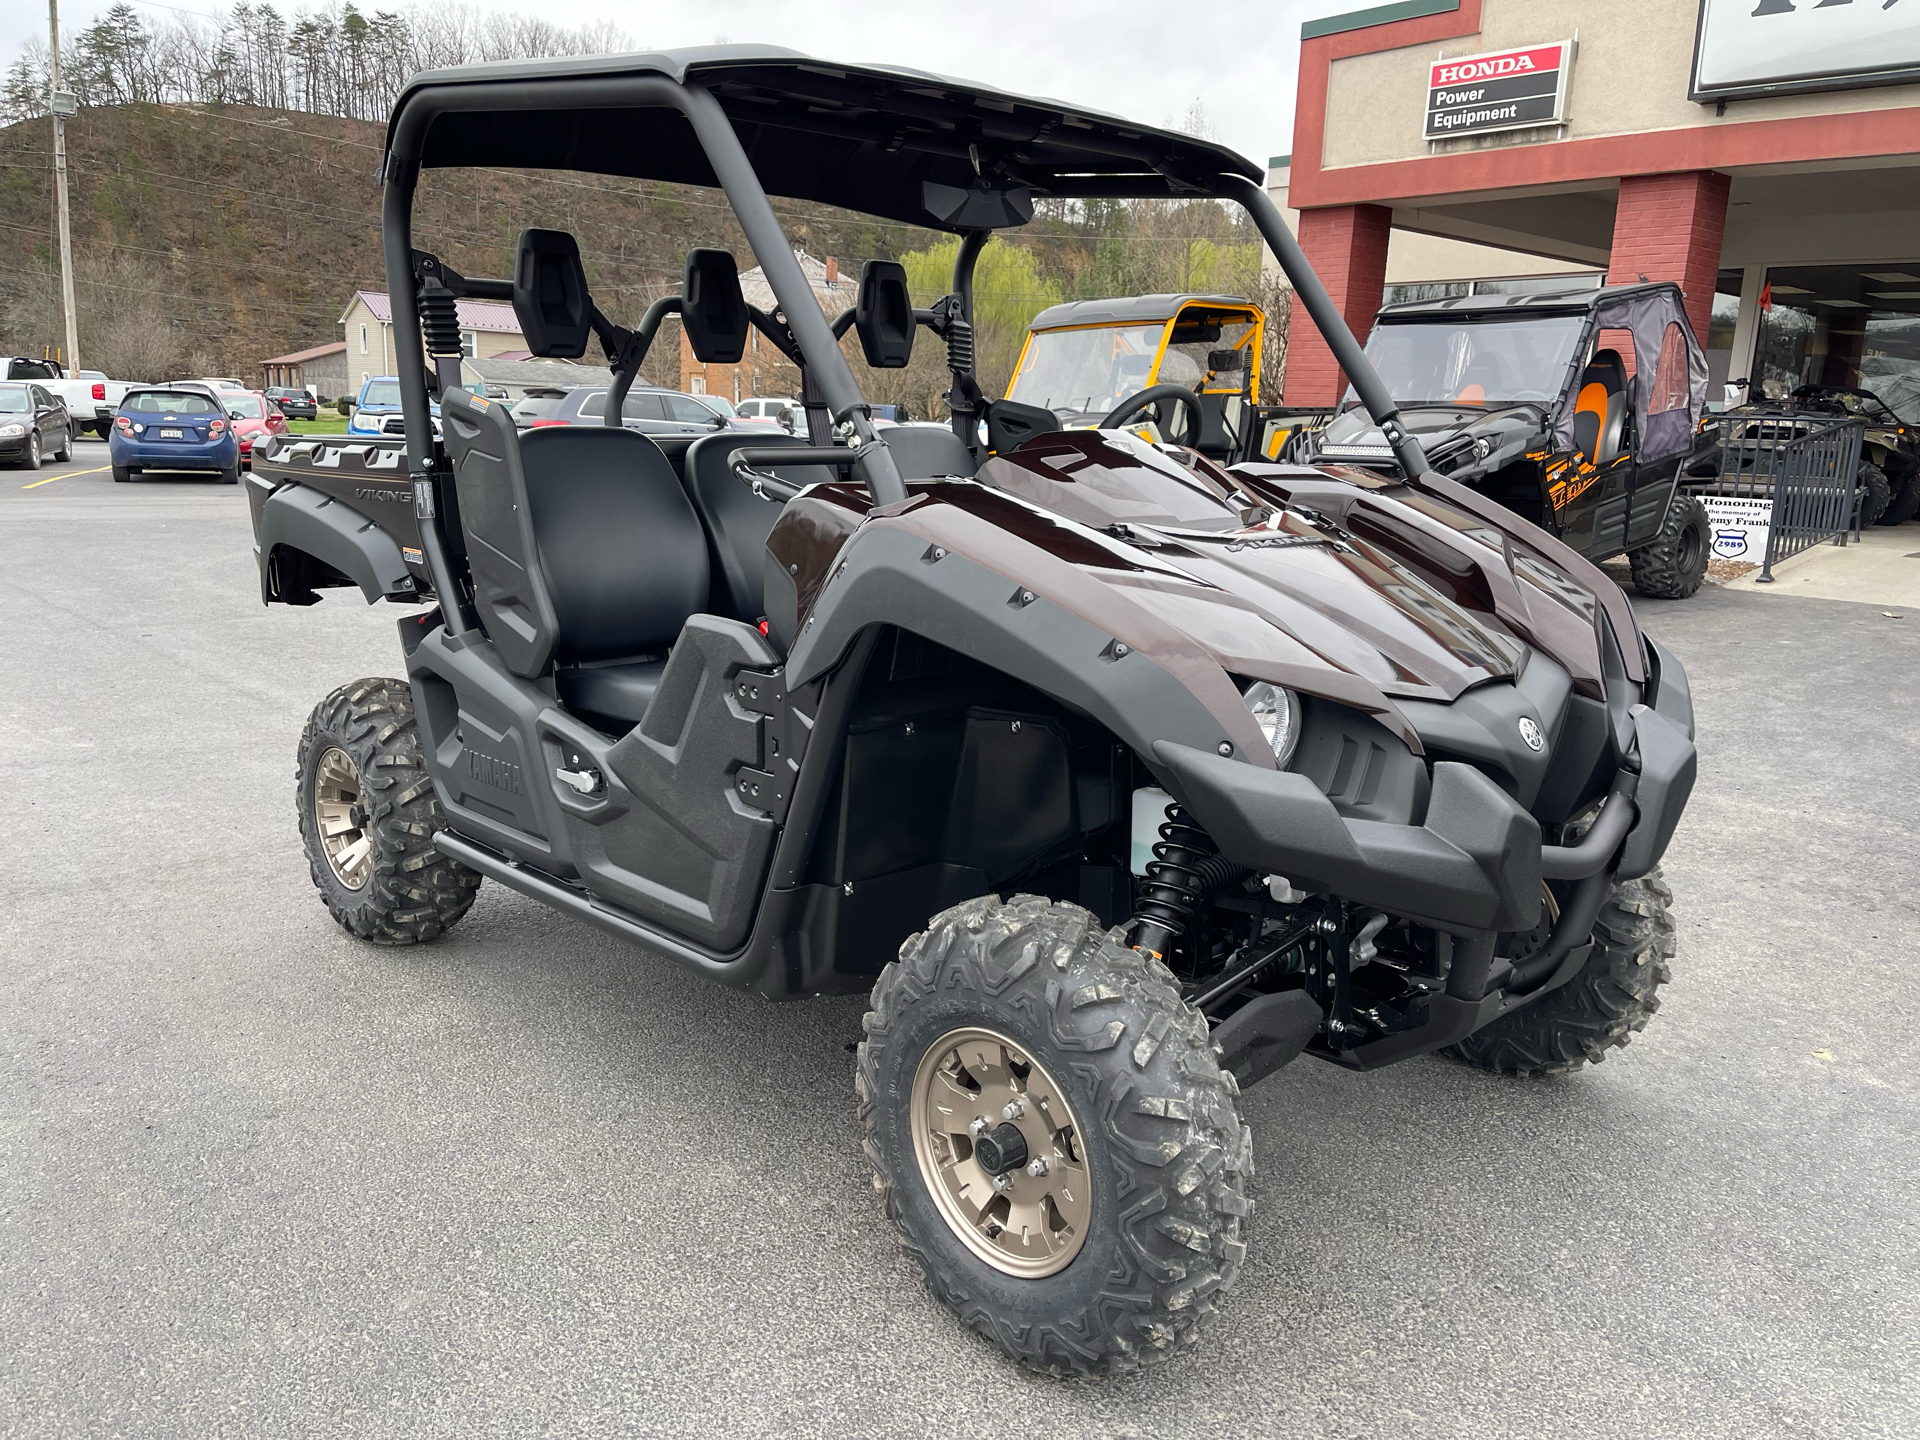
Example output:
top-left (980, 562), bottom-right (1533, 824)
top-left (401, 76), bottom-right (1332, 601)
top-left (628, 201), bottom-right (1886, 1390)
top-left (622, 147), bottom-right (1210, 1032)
top-left (1855, 462), bottom-right (1891, 530)
top-left (1629, 493), bottom-right (1710, 600)
top-left (857, 893), bottom-right (1253, 1376)
top-left (1879, 469), bottom-right (1920, 527)
top-left (296, 677), bottom-right (480, 945)
top-left (1444, 870), bottom-right (1676, 1077)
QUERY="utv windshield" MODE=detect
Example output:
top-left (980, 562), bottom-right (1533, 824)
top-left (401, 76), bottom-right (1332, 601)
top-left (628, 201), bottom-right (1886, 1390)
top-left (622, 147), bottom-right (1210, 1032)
top-left (1356, 315), bottom-right (1587, 407)
top-left (1007, 323), bottom-right (1167, 415)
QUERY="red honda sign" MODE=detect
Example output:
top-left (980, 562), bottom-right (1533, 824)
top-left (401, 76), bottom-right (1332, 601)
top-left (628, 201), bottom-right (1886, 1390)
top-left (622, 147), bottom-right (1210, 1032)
top-left (1424, 41), bottom-right (1574, 141)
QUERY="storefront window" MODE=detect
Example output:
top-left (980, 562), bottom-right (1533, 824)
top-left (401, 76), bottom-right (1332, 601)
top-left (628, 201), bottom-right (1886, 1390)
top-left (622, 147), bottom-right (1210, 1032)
top-left (1704, 270), bottom-right (1743, 400)
top-left (1755, 263), bottom-right (1920, 421)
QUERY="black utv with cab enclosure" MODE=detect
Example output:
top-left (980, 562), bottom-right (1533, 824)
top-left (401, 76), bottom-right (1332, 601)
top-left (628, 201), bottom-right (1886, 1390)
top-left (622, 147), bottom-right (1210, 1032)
top-left (244, 47), bottom-right (1697, 1377)
top-left (1303, 285), bottom-right (1718, 599)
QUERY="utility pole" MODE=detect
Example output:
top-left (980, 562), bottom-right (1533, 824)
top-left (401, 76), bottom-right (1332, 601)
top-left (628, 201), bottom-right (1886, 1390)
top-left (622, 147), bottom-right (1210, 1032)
top-left (48, 0), bottom-right (80, 376)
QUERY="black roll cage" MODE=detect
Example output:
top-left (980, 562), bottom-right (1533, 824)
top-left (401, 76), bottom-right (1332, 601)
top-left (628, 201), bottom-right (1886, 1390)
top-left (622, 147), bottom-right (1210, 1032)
top-left (377, 55), bottom-right (1427, 623)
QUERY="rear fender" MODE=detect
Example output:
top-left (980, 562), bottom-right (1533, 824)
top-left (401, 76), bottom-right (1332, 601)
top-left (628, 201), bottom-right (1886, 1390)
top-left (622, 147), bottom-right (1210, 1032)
top-left (253, 478), bottom-right (414, 606)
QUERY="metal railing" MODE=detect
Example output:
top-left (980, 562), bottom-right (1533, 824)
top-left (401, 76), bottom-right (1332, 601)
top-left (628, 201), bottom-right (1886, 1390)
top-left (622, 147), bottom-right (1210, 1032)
top-left (1697, 413), bottom-right (1865, 582)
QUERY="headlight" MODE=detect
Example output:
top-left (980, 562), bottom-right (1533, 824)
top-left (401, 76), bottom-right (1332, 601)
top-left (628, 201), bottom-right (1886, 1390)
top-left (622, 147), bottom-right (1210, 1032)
top-left (1242, 682), bottom-right (1301, 766)
top-left (0, 423), bottom-right (24, 437)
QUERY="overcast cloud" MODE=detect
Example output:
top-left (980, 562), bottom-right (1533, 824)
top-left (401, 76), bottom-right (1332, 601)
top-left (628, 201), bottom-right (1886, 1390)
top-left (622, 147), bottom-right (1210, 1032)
top-left (3, 0), bottom-right (1324, 163)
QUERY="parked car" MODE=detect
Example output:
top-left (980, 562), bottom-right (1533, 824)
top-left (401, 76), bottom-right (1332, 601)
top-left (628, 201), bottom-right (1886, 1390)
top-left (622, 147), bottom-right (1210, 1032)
top-left (219, 389), bottom-right (291, 468)
top-left (0, 380), bottom-right (74, 468)
top-left (349, 375), bottom-right (450, 437)
top-left (110, 386), bottom-right (240, 483)
top-left (736, 395), bottom-right (801, 429)
top-left (509, 387), bottom-right (572, 430)
top-left (3, 356), bottom-right (132, 437)
top-left (266, 386), bottom-right (318, 421)
top-left (546, 385), bottom-right (742, 436)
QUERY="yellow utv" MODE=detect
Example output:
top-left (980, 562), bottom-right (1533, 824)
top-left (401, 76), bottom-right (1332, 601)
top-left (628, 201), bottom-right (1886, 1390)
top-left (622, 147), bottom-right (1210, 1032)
top-left (991, 293), bottom-right (1269, 461)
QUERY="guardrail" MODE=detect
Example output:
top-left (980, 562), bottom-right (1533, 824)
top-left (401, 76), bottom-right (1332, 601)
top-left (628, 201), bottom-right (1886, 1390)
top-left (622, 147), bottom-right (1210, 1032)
top-left (1696, 413), bottom-right (1865, 582)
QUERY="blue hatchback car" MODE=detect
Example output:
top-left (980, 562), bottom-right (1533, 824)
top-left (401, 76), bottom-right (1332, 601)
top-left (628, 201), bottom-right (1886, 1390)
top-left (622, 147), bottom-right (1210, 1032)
top-left (111, 386), bottom-right (240, 483)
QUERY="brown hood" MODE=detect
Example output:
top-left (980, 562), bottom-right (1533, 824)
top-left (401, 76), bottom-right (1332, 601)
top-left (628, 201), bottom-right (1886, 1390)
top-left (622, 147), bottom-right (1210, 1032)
top-left (972, 430), bottom-right (1615, 710)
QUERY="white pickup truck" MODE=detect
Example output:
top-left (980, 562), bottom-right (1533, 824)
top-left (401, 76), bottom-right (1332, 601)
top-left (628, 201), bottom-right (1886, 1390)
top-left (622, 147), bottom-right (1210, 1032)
top-left (2, 357), bottom-right (133, 436)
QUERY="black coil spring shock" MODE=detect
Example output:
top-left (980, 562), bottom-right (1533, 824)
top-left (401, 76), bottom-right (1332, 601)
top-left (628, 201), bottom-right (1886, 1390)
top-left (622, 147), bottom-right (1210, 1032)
top-left (417, 283), bottom-right (462, 361)
top-left (945, 315), bottom-right (974, 377)
top-left (1133, 806), bottom-right (1242, 960)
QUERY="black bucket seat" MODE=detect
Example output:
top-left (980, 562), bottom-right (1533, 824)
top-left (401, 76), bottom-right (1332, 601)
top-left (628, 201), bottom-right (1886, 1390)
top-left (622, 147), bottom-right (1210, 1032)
top-left (440, 389), bottom-right (709, 734)
top-left (1573, 349), bottom-right (1628, 467)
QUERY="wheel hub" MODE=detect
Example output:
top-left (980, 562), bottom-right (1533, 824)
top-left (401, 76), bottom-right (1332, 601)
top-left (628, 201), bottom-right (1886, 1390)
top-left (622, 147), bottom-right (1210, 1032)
top-left (908, 1026), bottom-right (1092, 1278)
top-left (313, 746), bottom-right (373, 890)
top-left (972, 1121), bottom-right (1029, 1177)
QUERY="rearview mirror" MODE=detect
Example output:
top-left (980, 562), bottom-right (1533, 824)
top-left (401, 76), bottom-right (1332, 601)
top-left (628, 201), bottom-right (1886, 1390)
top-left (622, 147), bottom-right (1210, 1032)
top-left (683, 249), bottom-right (749, 365)
top-left (855, 260), bottom-right (915, 369)
top-left (512, 229), bottom-right (593, 359)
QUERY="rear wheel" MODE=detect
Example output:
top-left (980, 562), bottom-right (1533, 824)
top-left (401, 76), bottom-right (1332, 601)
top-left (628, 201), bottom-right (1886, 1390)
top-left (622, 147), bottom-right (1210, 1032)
top-left (220, 460), bottom-right (241, 485)
top-left (296, 677), bottom-right (481, 945)
top-left (858, 894), bottom-right (1252, 1375)
top-left (52, 426), bottom-right (71, 461)
top-left (112, 464), bottom-right (135, 483)
top-left (1855, 462), bottom-right (1892, 529)
top-left (1629, 492), bottom-right (1710, 599)
top-left (1444, 870), bottom-right (1675, 1077)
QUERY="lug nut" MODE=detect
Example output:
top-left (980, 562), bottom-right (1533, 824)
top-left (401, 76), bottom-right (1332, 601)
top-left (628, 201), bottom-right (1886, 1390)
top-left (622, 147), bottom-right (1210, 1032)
top-left (968, 1117), bottom-right (989, 1139)
top-left (1026, 1157), bottom-right (1050, 1178)
top-left (992, 1173), bottom-right (1014, 1193)
top-left (1001, 1098), bottom-right (1026, 1121)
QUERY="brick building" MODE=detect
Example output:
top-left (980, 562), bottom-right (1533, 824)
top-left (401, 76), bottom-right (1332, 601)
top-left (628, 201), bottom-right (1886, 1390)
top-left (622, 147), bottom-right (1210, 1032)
top-left (1279, 0), bottom-right (1920, 419)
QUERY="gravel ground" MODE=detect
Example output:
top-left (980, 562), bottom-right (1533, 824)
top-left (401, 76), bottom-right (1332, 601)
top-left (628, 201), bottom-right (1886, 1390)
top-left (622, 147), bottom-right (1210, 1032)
top-left (3, 444), bottom-right (1917, 1438)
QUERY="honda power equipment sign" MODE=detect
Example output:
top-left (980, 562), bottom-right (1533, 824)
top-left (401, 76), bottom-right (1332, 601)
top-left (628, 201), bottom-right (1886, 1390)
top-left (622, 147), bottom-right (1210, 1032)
top-left (1424, 41), bottom-right (1574, 141)
top-left (1691, 0), bottom-right (1920, 103)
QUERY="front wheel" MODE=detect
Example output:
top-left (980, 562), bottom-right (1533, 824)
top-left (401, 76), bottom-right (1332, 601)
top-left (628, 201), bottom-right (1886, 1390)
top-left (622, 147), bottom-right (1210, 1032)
top-left (1879, 470), bottom-right (1920, 527)
top-left (1629, 492), bottom-right (1709, 599)
top-left (296, 677), bottom-right (481, 944)
top-left (22, 431), bottom-right (42, 470)
top-left (1855, 462), bottom-right (1892, 530)
top-left (857, 894), bottom-right (1252, 1375)
top-left (1444, 870), bottom-right (1676, 1077)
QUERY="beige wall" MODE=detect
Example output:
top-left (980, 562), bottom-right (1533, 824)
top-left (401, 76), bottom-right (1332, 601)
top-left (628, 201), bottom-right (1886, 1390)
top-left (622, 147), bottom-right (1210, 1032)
top-left (1320, 0), bottom-right (1920, 171)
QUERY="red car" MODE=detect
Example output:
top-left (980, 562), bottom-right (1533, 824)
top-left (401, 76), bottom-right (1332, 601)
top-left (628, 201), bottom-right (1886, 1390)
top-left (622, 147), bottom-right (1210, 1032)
top-left (219, 389), bottom-right (290, 468)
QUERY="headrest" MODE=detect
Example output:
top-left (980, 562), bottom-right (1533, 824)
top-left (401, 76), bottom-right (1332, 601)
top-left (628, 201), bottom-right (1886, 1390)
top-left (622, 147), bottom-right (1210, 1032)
top-left (683, 249), bottom-right (749, 365)
top-left (512, 230), bottom-right (592, 359)
top-left (1584, 349), bottom-right (1626, 391)
top-left (855, 260), bottom-right (914, 369)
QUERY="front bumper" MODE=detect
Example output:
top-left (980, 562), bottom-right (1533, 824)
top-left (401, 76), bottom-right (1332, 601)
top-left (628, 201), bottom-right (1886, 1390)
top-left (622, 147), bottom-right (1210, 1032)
top-left (1158, 641), bottom-right (1696, 938)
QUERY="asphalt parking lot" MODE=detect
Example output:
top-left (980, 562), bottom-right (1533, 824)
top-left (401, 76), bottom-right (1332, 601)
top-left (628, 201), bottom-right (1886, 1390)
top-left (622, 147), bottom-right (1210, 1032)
top-left (4, 439), bottom-right (1917, 1438)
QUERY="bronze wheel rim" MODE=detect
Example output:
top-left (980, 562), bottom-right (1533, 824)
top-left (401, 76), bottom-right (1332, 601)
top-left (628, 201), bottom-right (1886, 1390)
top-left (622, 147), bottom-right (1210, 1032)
top-left (313, 746), bottom-right (372, 891)
top-left (909, 1026), bottom-right (1092, 1278)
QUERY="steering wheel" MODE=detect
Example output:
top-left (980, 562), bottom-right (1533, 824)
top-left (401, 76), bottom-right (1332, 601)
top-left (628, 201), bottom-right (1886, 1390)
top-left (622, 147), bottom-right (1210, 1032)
top-left (1100, 384), bottom-right (1203, 449)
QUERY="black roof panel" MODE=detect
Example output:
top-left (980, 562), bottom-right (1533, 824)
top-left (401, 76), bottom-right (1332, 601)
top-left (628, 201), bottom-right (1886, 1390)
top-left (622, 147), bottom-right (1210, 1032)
top-left (1376, 281), bottom-right (1682, 319)
top-left (388, 46), bottom-right (1265, 232)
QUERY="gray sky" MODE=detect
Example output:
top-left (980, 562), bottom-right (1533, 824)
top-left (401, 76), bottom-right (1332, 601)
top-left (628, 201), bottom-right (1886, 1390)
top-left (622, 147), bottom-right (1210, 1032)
top-left (4, 0), bottom-right (1326, 164)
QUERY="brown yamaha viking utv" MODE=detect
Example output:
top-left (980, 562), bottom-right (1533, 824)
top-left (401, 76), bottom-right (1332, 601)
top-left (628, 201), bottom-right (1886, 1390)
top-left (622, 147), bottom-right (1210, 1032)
top-left (243, 47), bottom-right (1697, 1375)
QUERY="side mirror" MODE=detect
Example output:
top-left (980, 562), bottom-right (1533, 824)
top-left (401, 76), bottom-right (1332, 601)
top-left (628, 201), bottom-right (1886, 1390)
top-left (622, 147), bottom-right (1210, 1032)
top-left (855, 260), bottom-right (915, 369)
top-left (512, 229), bottom-right (593, 359)
top-left (683, 249), bottom-right (749, 364)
